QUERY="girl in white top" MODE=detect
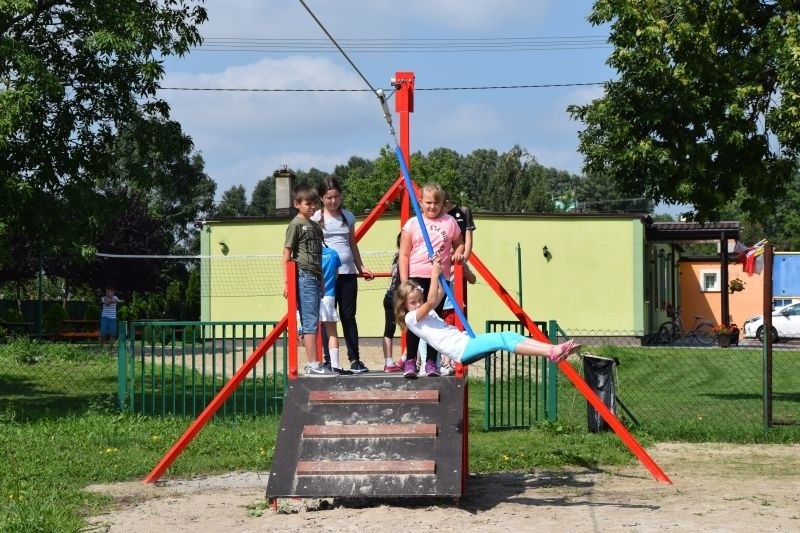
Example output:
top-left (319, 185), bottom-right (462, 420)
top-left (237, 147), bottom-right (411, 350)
top-left (394, 254), bottom-right (580, 375)
top-left (312, 176), bottom-right (373, 373)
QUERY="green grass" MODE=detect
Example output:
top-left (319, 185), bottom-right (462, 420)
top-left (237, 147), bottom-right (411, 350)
top-left (556, 344), bottom-right (800, 442)
top-left (0, 408), bottom-right (280, 532)
top-left (1, 339), bottom-right (799, 531)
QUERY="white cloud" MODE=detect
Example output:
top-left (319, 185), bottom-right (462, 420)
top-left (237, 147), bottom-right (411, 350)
top-left (421, 102), bottom-right (505, 141)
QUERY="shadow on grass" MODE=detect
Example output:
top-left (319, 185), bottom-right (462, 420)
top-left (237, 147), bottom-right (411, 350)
top-left (703, 391), bottom-right (800, 403)
top-left (0, 369), bottom-right (118, 422)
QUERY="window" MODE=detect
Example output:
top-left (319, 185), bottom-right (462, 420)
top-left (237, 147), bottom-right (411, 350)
top-left (774, 298), bottom-right (798, 309)
top-left (700, 269), bottom-right (720, 292)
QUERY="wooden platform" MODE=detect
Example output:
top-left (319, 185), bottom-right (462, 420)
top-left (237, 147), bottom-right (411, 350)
top-left (266, 375), bottom-right (466, 500)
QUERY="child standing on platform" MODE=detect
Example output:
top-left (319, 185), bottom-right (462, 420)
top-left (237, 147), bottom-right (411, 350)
top-left (282, 184), bottom-right (335, 377)
top-left (381, 233), bottom-right (403, 373)
top-left (395, 254), bottom-right (580, 369)
top-left (399, 183), bottom-right (464, 378)
top-left (313, 176), bottom-right (373, 373)
top-left (321, 246), bottom-right (350, 374)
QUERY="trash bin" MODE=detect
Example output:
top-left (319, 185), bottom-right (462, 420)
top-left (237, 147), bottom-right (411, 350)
top-left (583, 355), bottom-right (616, 432)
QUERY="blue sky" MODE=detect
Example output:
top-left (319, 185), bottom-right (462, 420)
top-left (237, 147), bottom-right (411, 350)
top-left (158, 1), bottom-right (678, 215)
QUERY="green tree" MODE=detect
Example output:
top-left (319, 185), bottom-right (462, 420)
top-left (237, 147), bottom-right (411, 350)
top-left (250, 176), bottom-right (275, 217)
top-left (217, 185), bottom-right (249, 217)
top-left (0, 1), bottom-right (207, 262)
top-left (343, 146), bottom-right (399, 214)
top-left (568, 1), bottom-right (800, 221)
top-left (107, 117), bottom-right (216, 247)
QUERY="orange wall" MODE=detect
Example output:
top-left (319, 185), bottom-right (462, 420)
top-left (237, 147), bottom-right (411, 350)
top-left (679, 262), bottom-right (764, 333)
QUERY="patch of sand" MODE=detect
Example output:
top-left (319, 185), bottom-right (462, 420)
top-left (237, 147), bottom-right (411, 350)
top-left (86, 443), bottom-right (800, 532)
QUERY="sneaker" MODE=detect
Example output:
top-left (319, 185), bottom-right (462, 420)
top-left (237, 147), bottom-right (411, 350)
top-left (424, 360), bottom-right (440, 377)
top-left (350, 360), bottom-right (369, 373)
top-left (403, 359), bottom-right (417, 378)
top-left (383, 362), bottom-right (403, 373)
top-left (304, 364), bottom-right (337, 377)
top-left (439, 363), bottom-right (455, 376)
top-left (333, 367), bottom-right (354, 375)
top-left (322, 361), bottom-right (332, 371)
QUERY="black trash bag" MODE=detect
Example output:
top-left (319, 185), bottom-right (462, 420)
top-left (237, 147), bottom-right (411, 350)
top-left (584, 355), bottom-right (616, 432)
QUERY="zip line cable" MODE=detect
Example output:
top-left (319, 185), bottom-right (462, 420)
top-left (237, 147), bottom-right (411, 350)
top-left (297, 0), bottom-right (474, 338)
top-left (297, 0), bottom-right (379, 96)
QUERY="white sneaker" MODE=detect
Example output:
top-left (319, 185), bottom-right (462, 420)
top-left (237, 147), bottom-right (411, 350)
top-left (304, 364), bottom-right (337, 377)
top-left (440, 364), bottom-right (455, 376)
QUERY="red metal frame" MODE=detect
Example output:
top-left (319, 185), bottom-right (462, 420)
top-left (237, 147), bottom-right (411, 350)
top-left (146, 68), bottom-right (670, 486)
top-left (144, 315), bottom-right (289, 483)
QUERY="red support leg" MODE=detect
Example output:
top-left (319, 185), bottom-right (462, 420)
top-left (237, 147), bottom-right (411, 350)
top-left (468, 252), bottom-right (672, 484)
top-left (144, 316), bottom-right (289, 483)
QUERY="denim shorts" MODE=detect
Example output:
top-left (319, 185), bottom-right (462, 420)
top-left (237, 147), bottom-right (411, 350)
top-left (297, 270), bottom-right (322, 335)
top-left (100, 317), bottom-right (117, 337)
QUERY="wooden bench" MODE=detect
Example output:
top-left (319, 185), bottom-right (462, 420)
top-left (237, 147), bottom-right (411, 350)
top-left (0, 320), bottom-right (34, 335)
top-left (55, 320), bottom-right (100, 342)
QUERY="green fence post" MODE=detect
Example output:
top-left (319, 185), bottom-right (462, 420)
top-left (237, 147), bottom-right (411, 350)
top-left (117, 321), bottom-right (127, 411)
top-left (547, 320), bottom-right (559, 422)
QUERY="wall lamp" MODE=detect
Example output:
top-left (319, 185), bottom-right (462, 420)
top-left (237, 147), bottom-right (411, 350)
top-left (219, 241), bottom-right (229, 255)
top-left (542, 245), bottom-right (552, 261)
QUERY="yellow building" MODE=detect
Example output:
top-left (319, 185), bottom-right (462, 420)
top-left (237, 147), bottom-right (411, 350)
top-left (199, 213), bottom-right (651, 337)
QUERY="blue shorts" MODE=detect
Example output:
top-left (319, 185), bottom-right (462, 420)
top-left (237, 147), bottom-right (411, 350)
top-left (461, 331), bottom-right (527, 365)
top-left (100, 317), bottom-right (117, 337)
top-left (297, 270), bottom-right (322, 335)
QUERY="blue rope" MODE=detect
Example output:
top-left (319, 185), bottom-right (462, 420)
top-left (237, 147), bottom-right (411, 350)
top-left (393, 144), bottom-right (476, 338)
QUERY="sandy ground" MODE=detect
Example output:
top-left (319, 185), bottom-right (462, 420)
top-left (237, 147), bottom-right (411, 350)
top-left (86, 442), bottom-right (800, 532)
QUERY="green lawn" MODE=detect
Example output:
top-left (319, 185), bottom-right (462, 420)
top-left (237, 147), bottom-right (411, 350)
top-left (1, 338), bottom-right (799, 531)
top-left (556, 345), bottom-right (800, 441)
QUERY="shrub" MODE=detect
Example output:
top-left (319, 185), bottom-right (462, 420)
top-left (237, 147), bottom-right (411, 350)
top-left (43, 305), bottom-right (68, 334)
top-left (1, 308), bottom-right (24, 323)
top-left (83, 303), bottom-right (100, 321)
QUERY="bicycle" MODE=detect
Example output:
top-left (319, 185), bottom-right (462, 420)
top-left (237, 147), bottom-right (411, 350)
top-left (656, 304), bottom-right (715, 345)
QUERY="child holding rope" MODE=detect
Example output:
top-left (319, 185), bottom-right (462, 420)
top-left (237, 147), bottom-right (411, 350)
top-left (395, 254), bottom-right (580, 372)
top-left (399, 183), bottom-right (464, 378)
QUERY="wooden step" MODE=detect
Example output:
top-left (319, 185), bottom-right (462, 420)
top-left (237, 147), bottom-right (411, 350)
top-left (308, 390), bottom-right (439, 404)
top-left (302, 423), bottom-right (437, 438)
top-left (296, 460), bottom-right (435, 475)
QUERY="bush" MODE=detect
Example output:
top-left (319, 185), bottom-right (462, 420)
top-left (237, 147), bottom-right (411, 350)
top-left (1, 308), bottom-right (24, 323)
top-left (83, 303), bottom-right (100, 321)
top-left (42, 305), bottom-right (68, 334)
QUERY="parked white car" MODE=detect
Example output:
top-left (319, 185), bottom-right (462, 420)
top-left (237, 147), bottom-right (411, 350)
top-left (742, 302), bottom-right (800, 342)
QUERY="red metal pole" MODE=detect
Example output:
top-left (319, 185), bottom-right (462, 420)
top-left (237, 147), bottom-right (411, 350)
top-left (354, 176), bottom-right (407, 241)
top-left (395, 72), bottom-right (415, 355)
top-left (468, 251), bottom-right (672, 484)
top-left (286, 261), bottom-right (299, 379)
top-left (395, 71), bottom-right (414, 227)
top-left (144, 315), bottom-right (288, 483)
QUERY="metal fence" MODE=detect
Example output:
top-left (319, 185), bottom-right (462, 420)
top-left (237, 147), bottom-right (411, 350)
top-left (119, 321), bottom-right (288, 421)
top-left (553, 329), bottom-right (800, 439)
top-left (0, 338), bottom-right (121, 422)
top-left (483, 320), bottom-right (553, 430)
top-left (2, 322), bottom-right (798, 439)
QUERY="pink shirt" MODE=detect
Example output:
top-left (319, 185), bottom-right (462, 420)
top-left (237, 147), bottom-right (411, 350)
top-left (402, 214), bottom-right (461, 279)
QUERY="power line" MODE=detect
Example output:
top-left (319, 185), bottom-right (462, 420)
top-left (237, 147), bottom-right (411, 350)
top-left (194, 36), bottom-right (610, 54)
top-left (159, 82), bottom-right (606, 92)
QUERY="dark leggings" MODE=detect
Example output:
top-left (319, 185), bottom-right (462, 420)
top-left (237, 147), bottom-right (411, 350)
top-left (323, 273), bottom-right (360, 362)
top-left (383, 293), bottom-right (396, 339)
top-left (405, 277), bottom-right (444, 363)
